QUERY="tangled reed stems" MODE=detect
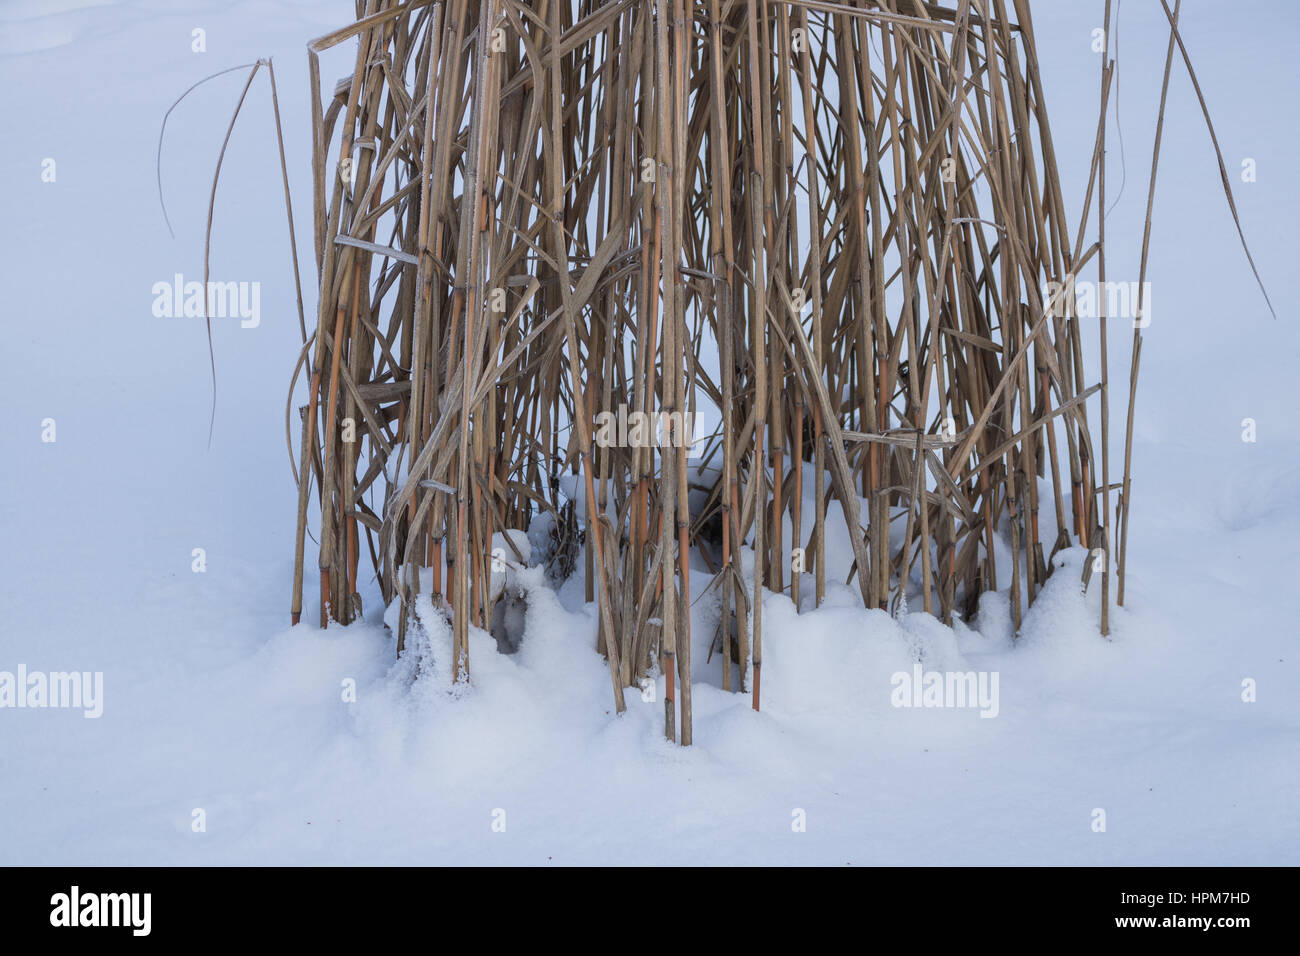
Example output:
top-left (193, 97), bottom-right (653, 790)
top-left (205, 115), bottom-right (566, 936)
top-left (282, 0), bottom-right (1255, 744)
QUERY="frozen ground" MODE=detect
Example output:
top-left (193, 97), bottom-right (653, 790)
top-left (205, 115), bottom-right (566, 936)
top-left (1, 0), bottom-right (1297, 864)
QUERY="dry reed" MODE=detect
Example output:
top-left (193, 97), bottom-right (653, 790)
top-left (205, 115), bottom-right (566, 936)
top-left (278, 0), bottom-right (1268, 744)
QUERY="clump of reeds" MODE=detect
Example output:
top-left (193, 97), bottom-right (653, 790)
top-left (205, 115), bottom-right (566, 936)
top-left (285, 0), bottom-right (1269, 745)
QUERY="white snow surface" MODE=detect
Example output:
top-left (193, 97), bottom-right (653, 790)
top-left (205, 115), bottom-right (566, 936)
top-left (1, 0), bottom-right (1297, 864)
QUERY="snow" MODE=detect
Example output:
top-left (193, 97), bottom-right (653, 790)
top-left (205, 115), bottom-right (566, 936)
top-left (1, 0), bottom-right (1297, 865)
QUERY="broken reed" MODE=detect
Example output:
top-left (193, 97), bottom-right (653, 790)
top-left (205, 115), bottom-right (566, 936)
top-left (289, 0), bottom-right (1135, 745)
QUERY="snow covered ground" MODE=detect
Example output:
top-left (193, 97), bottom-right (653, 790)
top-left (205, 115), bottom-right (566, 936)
top-left (1, 0), bottom-right (1296, 865)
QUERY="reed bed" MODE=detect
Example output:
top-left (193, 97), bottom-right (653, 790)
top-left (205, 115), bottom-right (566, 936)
top-left (282, 0), bottom-right (1243, 743)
